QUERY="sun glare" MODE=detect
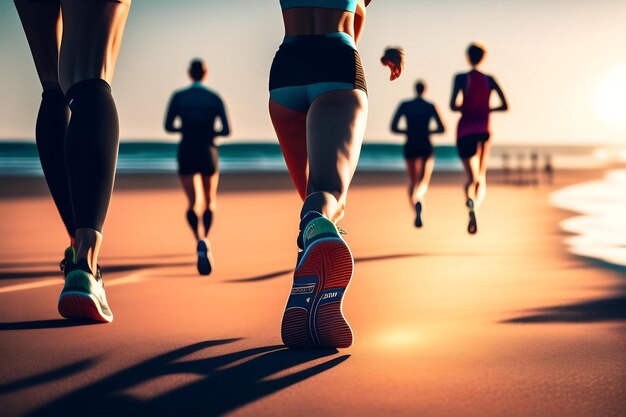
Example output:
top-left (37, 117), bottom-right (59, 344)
top-left (594, 64), bottom-right (626, 129)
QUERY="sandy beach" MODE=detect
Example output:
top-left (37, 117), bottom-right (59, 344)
top-left (0, 169), bottom-right (624, 417)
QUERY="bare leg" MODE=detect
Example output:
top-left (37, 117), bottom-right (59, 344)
top-left (461, 155), bottom-right (481, 203)
top-left (415, 156), bottom-right (435, 202)
top-left (405, 158), bottom-right (418, 205)
top-left (462, 153), bottom-right (481, 234)
top-left (59, 0), bottom-right (131, 91)
top-left (180, 174), bottom-right (199, 240)
top-left (59, 0), bottom-right (131, 273)
top-left (303, 90), bottom-right (368, 222)
top-left (475, 139), bottom-right (492, 208)
top-left (279, 90), bottom-right (366, 350)
top-left (269, 100), bottom-right (309, 201)
top-left (201, 173), bottom-right (219, 237)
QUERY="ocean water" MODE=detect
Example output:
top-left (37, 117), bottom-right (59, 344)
top-left (551, 169), bottom-right (626, 269)
top-left (0, 141), bottom-right (620, 176)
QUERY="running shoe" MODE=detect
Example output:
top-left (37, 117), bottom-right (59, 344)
top-left (59, 246), bottom-right (75, 275)
top-left (58, 259), bottom-right (113, 323)
top-left (414, 201), bottom-right (423, 228)
top-left (281, 211), bottom-right (354, 348)
top-left (197, 239), bottom-right (213, 276)
top-left (467, 198), bottom-right (478, 234)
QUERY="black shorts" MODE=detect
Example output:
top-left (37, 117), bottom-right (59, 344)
top-left (177, 145), bottom-right (218, 176)
top-left (404, 140), bottom-right (433, 160)
top-left (269, 33), bottom-right (367, 111)
top-left (456, 134), bottom-right (490, 159)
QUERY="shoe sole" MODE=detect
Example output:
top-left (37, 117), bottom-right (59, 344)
top-left (281, 237), bottom-right (353, 348)
top-left (415, 203), bottom-right (423, 228)
top-left (466, 199), bottom-right (477, 234)
top-left (197, 240), bottom-right (212, 276)
top-left (468, 210), bottom-right (478, 234)
top-left (58, 291), bottom-right (113, 323)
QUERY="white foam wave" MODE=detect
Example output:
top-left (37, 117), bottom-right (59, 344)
top-left (550, 170), bottom-right (626, 268)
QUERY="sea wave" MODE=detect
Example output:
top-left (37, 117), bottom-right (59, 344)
top-left (550, 169), bottom-right (626, 269)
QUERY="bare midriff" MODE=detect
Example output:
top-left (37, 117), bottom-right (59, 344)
top-left (282, 8), bottom-right (355, 37)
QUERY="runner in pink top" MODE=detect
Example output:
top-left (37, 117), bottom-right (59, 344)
top-left (450, 43), bottom-right (508, 234)
top-left (458, 70), bottom-right (491, 139)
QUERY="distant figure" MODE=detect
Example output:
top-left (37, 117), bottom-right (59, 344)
top-left (14, 0), bottom-right (131, 323)
top-left (516, 152), bottom-right (526, 185)
top-left (391, 80), bottom-right (445, 227)
top-left (450, 42), bottom-right (508, 234)
top-left (530, 150), bottom-right (539, 185)
top-left (165, 59), bottom-right (230, 275)
top-left (501, 152), bottom-right (511, 184)
top-left (544, 153), bottom-right (554, 185)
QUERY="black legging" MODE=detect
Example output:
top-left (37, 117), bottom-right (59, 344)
top-left (36, 86), bottom-right (75, 237)
top-left (64, 78), bottom-right (120, 233)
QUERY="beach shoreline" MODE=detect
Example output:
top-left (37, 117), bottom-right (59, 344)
top-left (0, 167), bottom-right (603, 197)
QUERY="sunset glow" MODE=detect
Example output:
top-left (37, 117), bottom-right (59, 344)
top-left (594, 64), bottom-right (626, 129)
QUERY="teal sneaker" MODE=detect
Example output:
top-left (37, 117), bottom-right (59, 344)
top-left (58, 259), bottom-right (113, 323)
top-left (282, 211), bottom-right (354, 348)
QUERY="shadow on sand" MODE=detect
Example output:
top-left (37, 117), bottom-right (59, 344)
top-left (225, 252), bottom-right (473, 283)
top-left (501, 294), bottom-right (626, 324)
top-left (503, 252), bottom-right (626, 324)
top-left (0, 358), bottom-right (98, 395)
top-left (0, 318), bottom-right (106, 331)
top-left (27, 339), bottom-right (348, 417)
top-left (225, 269), bottom-right (293, 283)
top-left (0, 261), bottom-right (193, 280)
top-left (0, 254), bottom-right (191, 270)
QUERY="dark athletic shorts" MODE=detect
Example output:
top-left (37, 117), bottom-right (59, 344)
top-left (269, 33), bottom-right (367, 111)
top-left (177, 144), bottom-right (218, 176)
top-left (456, 133), bottom-right (490, 159)
top-left (404, 140), bottom-right (433, 160)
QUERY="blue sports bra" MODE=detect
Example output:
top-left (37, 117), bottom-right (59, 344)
top-left (280, 0), bottom-right (358, 13)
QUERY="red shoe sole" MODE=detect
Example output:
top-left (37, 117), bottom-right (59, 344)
top-left (282, 237), bottom-right (353, 348)
top-left (58, 292), bottom-right (112, 323)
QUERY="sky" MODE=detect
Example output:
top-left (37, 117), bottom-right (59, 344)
top-left (1, 0), bottom-right (625, 145)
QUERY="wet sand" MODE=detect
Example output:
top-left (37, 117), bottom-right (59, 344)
top-left (0, 170), bottom-right (624, 417)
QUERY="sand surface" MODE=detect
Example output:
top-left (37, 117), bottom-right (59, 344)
top-left (0, 170), bottom-right (624, 417)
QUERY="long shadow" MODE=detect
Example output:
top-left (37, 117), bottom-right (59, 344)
top-left (502, 294), bottom-right (626, 324)
top-left (100, 253), bottom-right (192, 262)
top-left (503, 250), bottom-right (626, 324)
top-left (0, 319), bottom-right (103, 331)
top-left (224, 269), bottom-right (292, 283)
top-left (225, 252), bottom-right (472, 284)
top-left (0, 261), bottom-right (61, 269)
top-left (0, 262), bottom-right (192, 280)
top-left (0, 254), bottom-right (191, 270)
top-left (102, 262), bottom-right (192, 274)
top-left (0, 358), bottom-right (98, 395)
top-left (28, 339), bottom-right (349, 417)
top-left (354, 252), bottom-right (471, 264)
top-left (0, 270), bottom-right (62, 280)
